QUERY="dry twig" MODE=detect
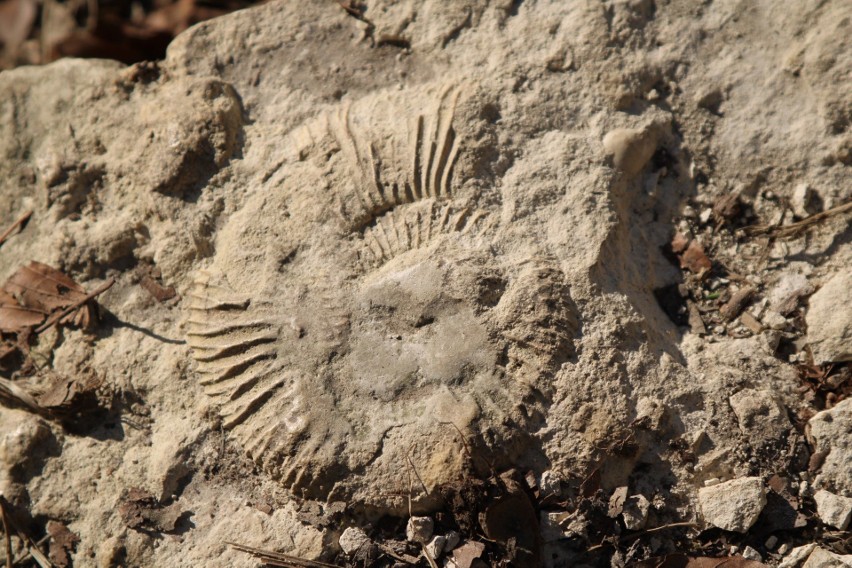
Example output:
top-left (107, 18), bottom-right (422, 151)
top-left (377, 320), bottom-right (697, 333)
top-left (227, 542), bottom-right (341, 568)
top-left (742, 200), bottom-right (852, 238)
top-left (34, 277), bottom-right (115, 334)
top-left (0, 211), bottom-right (32, 249)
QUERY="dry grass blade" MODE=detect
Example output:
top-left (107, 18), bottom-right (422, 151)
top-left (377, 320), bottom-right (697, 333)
top-left (0, 377), bottom-right (40, 411)
top-left (0, 211), bottom-right (32, 249)
top-left (0, 497), bottom-right (52, 568)
top-left (226, 542), bottom-right (342, 568)
top-left (742, 200), bottom-right (852, 238)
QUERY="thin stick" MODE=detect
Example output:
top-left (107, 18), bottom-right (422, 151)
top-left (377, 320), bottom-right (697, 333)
top-left (0, 211), bottom-right (32, 249)
top-left (586, 522), bottom-right (698, 552)
top-left (0, 499), bottom-right (12, 568)
top-left (226, 542), bottom-right (341, 568)
top-left (35, 277), bottom-right (115, 334)
top-left (0, 498), bottom-right (51, 568)
top-left (406, 448), bottom-right (429, 496)
top-left (742, 200), bottom-right (852, 238)
top-left (421, 543), bottom-right (439, 568)
top-left (0, 377), bottom-right (41, 412)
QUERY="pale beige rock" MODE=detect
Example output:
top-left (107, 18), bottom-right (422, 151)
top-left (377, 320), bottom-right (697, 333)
top-left (814, 490), bottom-right (852, 530)
top-left (699, 477), bottom-right (766, 533)
top-left (806, 271), bottom-right (852, 363)
top-left (809, 399), bottom-right (852, 496)
top-left (0, 0), bottom-right (849, 565)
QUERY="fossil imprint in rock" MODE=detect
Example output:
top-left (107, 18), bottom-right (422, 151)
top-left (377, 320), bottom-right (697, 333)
top-left (186, 83), bottom-right (580, 501)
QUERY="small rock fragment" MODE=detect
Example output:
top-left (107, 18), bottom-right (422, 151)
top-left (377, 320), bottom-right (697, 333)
top-left (791, 183), bottom-right (818, 218)
top-left (339, 527), bottom-right (371, 555)
top-left (766, 535), bottom-right (778, 549)
top-left (451, 541), bottom-right (486, 568)
top-left (813, 490), bottom-right (852, 530)
top-left (742, 546), bottom-right (762, 561)
top-left (699, 477), bottom-right (767, 533)
top-left (406, 516), bottom-right (434, 544)
top-left (806, 272), bottom-right (852, 363)
top-left (622, 494), bottom-right (650, 530)
top-left (778, 544), bottom-right (817, 568)
top-left (608, 486), bottom-right (628, 517)
top-left (539, 470), bottom-right (563, 498)
top-left (425, 535), bottom-right (447, 559)
top-left (602, 127), bottom-right (660, 178)
top-left (803, 547), bottom-right (852, 568)
top-left (444, 531), bottom-right (461, 552)
top-left (721, 286), bottom-right (755, 321)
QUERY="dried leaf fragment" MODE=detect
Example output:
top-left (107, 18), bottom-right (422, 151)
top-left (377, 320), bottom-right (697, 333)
top-left (119, 488), bottom-right (183, 533)
top-left (679, 240), bottom-right (712, 274)
top-left (46, 520), bottom-right (79, 568)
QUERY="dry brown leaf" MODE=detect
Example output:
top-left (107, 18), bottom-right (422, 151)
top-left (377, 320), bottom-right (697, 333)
top-left (46, 520), bottom-right (79, 568)
top-left (119, 488), bottom-right (183, 533)
top-left (4, 261), bottom-right (94, 326)
top-left (679, 240), bottom-right (712, 274)
top-left (0, 288), bottom-right (45, 331)
top-left (671, 232), bottom-right (691, 254)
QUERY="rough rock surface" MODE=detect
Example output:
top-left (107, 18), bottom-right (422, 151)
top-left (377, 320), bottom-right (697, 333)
top-left (699, 477), bottom-right (767, 533)
top-left (809, 399), bottom-right (852, 496)
top-left (806, 271), bottom-right (852, 363)
top-left (813, 490), bottom-right (852, 530)
top-left (0, 0), bottom-right (849, 566)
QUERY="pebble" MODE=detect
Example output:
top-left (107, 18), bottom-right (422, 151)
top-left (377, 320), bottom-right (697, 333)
top-left (539, 470), bottom-right (563, 498)
top-left (699, 477), bottom-right (766, 533)
top-left (444, 531), bottom-right (461, 552)
top-left (742, 546), bottom-right (761, 561)
top-left (766, 535), bottom-right (778, 549)
top-left (602, 127), bottom-right (660, 178)
top-left (406, 516), bottom-right (434, 544)
top-left (339, 527), bottom-right (371, 555)
top-left (813, 490), bottom-right (852, 530)
top-left (622, 494), bottom-right (650, 530)
top-left (425, 535), bottom-right (446, 559)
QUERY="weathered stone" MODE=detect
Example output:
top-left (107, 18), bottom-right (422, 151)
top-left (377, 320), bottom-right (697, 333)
top-left (622, 495), bottom-right (650, 530)
top-left (809, 399), bottom-right (852, 496)
top-left (813, 490), bottom-right (852, 530)
top-left (406, 516), bottom-right (434, 544)
top-left (806, 271), bottom-right (852, 363)
top-left (699, 477), bottom-right (766, 533)
top-left (339, 527), bottom-right (371, 555)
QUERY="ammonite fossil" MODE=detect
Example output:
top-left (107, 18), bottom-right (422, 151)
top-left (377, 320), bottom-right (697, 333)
top-left (186, 83), bottom-right (579, 505)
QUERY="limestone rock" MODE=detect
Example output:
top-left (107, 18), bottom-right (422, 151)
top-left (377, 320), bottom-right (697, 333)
top-left (813, 490), bottom-right (852, 530)
top-left (339, 527), bottom-right (371, 555)
top-left (699, 477), bottom-right (766, 533)
top-left (802, 547), bottom-right (852, 568)
top-left (406, 516), bottom-right (434, 544)
top-left (806, 271), bottom-right (852, 363)
top-left (602, 127), bottom-right (660, 178)
top-left (808, 399), bottom-right (852, 495)
top-left (622, 495), bottom-right (650, 530)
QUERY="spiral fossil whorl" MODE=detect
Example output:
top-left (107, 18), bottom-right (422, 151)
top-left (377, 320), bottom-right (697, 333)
top-left (186, 82), bottom-right (580, 502)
